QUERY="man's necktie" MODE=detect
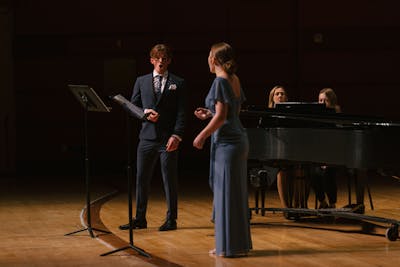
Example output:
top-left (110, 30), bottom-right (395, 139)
top-left (154, 75), bottom-right (162, 100)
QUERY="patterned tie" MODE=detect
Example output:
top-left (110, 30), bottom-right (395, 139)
top-left (154, 75), bottom-right (162, 99)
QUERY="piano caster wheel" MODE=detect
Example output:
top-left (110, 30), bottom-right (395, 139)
top-left (261, 209), bottom-right (265, 216)
top-left (385, 224), bottom-right (399, 241)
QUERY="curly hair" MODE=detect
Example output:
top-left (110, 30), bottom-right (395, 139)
top-left (150, 44), bottom-right (173, 59)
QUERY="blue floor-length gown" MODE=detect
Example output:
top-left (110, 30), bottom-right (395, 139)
top-left (206, 77), bottom-right (252, 256)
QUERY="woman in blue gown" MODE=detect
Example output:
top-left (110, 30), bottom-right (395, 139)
top-left (193, 42), bottom-right (252, 257)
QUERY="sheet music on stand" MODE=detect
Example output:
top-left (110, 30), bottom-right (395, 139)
top-left (68, 84), bottom-right (111, 112)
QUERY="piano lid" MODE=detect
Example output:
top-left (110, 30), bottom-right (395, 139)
top-left (241, 104), bottom-right (400, 128)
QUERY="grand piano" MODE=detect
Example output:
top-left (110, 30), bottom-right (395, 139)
top-left (243, 102), bottom-right (400, 171)
top-left (241, 102), bottom-right (400, 240)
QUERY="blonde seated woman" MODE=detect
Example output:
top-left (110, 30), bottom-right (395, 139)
top-left (266, 86), bottom-right (307, 213)
top-left (250, 86), bottom-right (310, 218)
top-left (268, 86), bottom-right (292, 209)
top-left (249, 86), bottom-right (288, 215)
top-left (270, 86), bottom-right (312, 213)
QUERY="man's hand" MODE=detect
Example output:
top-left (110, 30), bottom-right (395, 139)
top-left (144, 108), bottom-right (160, 122)
top-left (166, 136), bottom-right (180, 152)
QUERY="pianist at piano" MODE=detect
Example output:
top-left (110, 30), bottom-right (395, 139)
top-left (242, 102), bottom-right (400, 217)
top-left (311, 88), bottom-right (342, 209)
top-left (267, 85), bottom-right (295, 210)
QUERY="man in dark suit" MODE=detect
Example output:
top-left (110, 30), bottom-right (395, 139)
top-left (119, 44), bottom-right (185, 231)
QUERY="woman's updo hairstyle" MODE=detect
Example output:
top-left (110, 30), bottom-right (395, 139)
top-left (211, 42), bottom-right (238, 75)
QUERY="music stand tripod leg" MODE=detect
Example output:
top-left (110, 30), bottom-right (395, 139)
top-left (100, 165), bottom-right (150, 257)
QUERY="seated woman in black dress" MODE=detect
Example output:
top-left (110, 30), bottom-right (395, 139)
top-left (313, 88), bottom-right (341, 209)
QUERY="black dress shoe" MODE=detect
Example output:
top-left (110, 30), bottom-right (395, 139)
top-left (159, 219), bottom-right (177, 231)
top-left (119, 219), bottom-right (147, 230)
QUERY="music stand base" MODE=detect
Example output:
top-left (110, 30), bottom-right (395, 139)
top-left (65, 226), bottom-right (111, 238)
top-left (100, 244), bottom-right (151, 257)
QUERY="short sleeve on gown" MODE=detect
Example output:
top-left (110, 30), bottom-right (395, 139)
top-left (212, 78), bottom-right (232, 104)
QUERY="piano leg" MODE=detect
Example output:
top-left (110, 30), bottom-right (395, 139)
top-left (254, 189), bottom-right (259, 214)
top-left (347, 170), bottom-right (352, 206)
top-left (355, 169), bottom-right (365, 208)
top-left (261, 187), bottom-right (266, 216)
top-left (366, 183), bottom-right (374, 210)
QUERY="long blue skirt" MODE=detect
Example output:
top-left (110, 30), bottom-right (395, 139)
top-left (213, 134), bottom-right (252, 256)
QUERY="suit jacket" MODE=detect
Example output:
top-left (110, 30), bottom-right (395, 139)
top-left (130, 72), bottom-right (185, 142)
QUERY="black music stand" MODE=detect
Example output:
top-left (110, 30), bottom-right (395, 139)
top-left (100, 94), bottom-right (150, 257)
top-left (65, 84), bottom-right (111, 238)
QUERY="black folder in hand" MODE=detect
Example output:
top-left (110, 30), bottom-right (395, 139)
top-left (110, 94), bottom-right (148, 120)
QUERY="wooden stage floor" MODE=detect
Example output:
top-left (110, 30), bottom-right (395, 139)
top-left (1, 171), bottom-right (400, 266)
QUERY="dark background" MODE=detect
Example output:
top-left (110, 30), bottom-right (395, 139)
top-left (1, 0), bottom-right (400, 178)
